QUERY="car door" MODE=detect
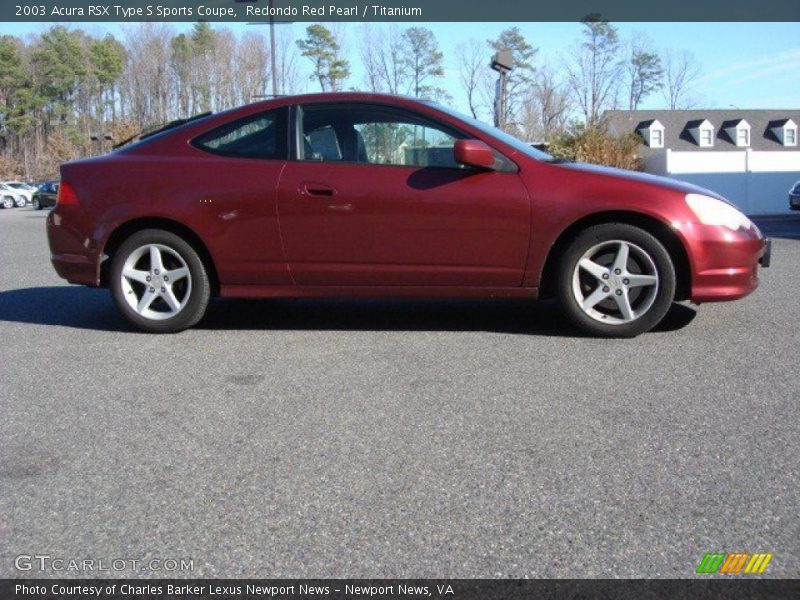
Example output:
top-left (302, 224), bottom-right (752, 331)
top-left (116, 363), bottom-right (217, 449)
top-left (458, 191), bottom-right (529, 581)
top-left (187, 107), bottom-right (291, 286)
top-left (43, 182), bottom-right (57, 205)
top-left (275, 102), bottom-right (531, 286)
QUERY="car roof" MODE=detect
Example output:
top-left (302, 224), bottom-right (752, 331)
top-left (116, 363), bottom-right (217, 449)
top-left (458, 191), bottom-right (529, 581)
top-left (223, 92), bottom-right (444, 120)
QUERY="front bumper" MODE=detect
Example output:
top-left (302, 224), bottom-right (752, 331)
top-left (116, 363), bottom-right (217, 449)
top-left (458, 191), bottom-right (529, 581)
top-left (759, 238), bottom-right (772, 268)
top-left (685, 224), bottom-right (768, 303)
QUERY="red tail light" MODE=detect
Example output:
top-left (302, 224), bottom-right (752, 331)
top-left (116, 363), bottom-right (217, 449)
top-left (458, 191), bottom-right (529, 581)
top-left (56, 182), bottom-right (79, 206)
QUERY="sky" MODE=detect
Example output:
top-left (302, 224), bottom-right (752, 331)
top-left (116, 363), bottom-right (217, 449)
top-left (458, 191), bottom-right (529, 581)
top-left (3, 21), bottom-right (799, 115)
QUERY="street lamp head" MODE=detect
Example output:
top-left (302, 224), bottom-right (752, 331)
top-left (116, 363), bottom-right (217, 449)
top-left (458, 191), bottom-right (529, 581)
top-left (491, 50), bottom-right (514, 73)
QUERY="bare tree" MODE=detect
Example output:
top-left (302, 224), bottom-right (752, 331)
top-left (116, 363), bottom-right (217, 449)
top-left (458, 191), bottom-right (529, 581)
top-left (359, 25), bottom-right (384, 92)
top-left (565, 18), bottom-right (622, 126)
top-left (381, 27), bottom-right (409, 94)
top-left (236, 30), bottom-right (270, 104)
top-left (455, 40), bottom-right (492, 119)
top-left (360, 25), bottom-right (411, 94)
top-left (521, 67), bottom-right (572, 141)
top-left (213, 27), bottom-right (238, 110)
top-left (661, 49), bottom-right (701, 110)
top-left (121, 23), bottom-right (175, 125)
top-left (276, 27), bottom-right (302, 95)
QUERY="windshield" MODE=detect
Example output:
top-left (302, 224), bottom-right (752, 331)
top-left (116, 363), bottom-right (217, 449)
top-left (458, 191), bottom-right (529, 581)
top-left (425, 101), bottom-right (555, 162)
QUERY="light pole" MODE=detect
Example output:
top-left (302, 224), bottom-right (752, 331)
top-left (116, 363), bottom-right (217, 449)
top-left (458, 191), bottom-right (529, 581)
top-left (268, 0), bottom-right (277, 95)
top-left (491, 50), bottom-right (514, 131)
top-left (247, 0), bottom-right (291, 97)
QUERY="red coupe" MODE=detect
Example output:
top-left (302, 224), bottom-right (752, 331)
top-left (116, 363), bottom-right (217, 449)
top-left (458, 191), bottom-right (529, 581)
top-left (47, 93), bottom-right (770, 336)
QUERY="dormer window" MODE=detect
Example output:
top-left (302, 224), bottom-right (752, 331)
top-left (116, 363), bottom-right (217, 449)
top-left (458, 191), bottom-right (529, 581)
top-left (736, 129), bottom-right (749, 146)
top-left (769, 118), bottom-right (797, 147)
top-left (723, 118), bottom-right (751, 147)
top-left (637, 119), bottom-right (665, 149)
top-left (651, 129), bottom-right (663, 147)
top-left (687, 119), bottom-right (715, 148)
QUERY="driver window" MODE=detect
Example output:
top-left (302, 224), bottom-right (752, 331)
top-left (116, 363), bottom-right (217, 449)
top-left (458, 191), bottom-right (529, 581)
top-left (300, 104), bottom-right (463, 168)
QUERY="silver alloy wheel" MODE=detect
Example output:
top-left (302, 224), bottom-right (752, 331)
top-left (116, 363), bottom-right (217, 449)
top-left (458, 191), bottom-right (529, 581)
top-left (15, 196), bottom-right (26, 207)
top-left (571, 240), bottom-right (659, 325)
top-left (120, 243), bottom-right (192, 321)
top-left (2, 196), bottom-right (13, 209)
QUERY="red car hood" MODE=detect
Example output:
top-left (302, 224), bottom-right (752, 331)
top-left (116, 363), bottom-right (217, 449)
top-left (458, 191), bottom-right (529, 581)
top-left (555, 161), bottom-right (727, 202)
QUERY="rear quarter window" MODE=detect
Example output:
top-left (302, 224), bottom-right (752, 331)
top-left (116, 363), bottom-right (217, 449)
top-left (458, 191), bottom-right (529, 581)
top-left (192, 108), bottom-right (288, 160)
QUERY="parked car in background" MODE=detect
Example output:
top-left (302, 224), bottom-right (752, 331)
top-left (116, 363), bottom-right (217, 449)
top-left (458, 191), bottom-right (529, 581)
top-left (0, 183), bottom-right (26, 208)
top-left (31, 180), bottom-right (59, 210)
top-left (790, 181), bottom-right (800, 210)
top-left (6, 181), bottom-right (36, 191)
top-left (1, 190), bottom-right (16, 209)
top-left (47, 92), bottom-right (770, 336)
top-left (2, 181), bottom-right (34, 205)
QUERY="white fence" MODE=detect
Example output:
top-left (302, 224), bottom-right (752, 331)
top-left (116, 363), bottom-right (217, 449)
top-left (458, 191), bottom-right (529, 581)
top-left (644, 149), bottom-right (800, 215)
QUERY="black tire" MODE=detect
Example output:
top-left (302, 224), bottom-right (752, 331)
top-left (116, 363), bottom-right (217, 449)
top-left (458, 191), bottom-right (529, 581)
top-left (555, 223), bottom-right (676, 338)
top-left (32, 198), bottom-right (41, 210)
top-left (1, 196), bottom-right (13, 209)
top-left (109, 229), bottom-right (211, 333)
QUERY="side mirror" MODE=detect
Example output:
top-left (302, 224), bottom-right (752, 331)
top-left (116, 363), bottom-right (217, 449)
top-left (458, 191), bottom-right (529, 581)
top-left (454, 139), bottom-right (496, 170)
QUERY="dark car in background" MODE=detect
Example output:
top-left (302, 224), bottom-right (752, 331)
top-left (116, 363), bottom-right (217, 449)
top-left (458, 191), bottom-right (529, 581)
top-left (32, 180), bottom-right (59, 210)
top-left (791, 181), bottom-right (800, 211)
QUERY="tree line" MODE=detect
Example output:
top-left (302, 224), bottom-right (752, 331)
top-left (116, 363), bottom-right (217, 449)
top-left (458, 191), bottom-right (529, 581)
top-left (0, 20), bottom-right (701, 180)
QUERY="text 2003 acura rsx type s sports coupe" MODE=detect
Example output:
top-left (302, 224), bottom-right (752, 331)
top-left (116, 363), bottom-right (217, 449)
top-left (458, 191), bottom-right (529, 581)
top-left (47, 93), bottom-right (771, 336)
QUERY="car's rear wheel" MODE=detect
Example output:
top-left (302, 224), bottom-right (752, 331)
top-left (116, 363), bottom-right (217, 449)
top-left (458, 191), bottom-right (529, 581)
top-left (2, 196), bottom-right (13, 209)
top-left (15, 196), bottom-right (26, 208)
top-left (556, 223), bottom-right (676, 338)
top-left (110, 229), bottom-right (211, 333)
top-left (32, 198), bottom-right (41, 210)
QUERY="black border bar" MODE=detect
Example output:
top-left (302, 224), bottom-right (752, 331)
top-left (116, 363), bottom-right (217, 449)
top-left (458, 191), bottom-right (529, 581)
top-left (3, 0), bottom-right (800, 22)
top-left (3, 579), bottom-right (800, 600)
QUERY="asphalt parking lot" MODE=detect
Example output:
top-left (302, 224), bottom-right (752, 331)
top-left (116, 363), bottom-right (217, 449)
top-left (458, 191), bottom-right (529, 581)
top-left (1, 207), bottom-right (798, 579)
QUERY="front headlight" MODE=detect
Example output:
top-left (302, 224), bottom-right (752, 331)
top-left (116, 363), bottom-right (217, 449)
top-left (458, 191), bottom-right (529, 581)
top-left (685, 193), bottom-right (754, 231)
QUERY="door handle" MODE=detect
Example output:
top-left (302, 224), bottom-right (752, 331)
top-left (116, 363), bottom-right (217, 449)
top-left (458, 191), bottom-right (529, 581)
top-left (300, 183), bottom-right (337, 197)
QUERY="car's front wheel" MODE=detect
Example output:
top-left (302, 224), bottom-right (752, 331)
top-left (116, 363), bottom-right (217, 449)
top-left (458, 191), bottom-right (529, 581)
top-left (109, 229), bottom-right (211, 333)
top-left (556, 223), bottom-right (676, 338)
top-left (15, 196), bottom-right (27, 208)
top-left (32, 198), bottom-right (41, 210)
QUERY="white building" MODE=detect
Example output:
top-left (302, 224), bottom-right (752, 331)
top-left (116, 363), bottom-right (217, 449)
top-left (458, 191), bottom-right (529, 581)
top-left (607, 110), bottom-right (800, 215)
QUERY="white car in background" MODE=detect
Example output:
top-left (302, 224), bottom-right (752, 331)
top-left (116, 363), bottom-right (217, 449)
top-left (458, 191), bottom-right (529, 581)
top-left (0, 183), bottom-right (27, 208)
top-left (2, 181), bottom-right (34, 205)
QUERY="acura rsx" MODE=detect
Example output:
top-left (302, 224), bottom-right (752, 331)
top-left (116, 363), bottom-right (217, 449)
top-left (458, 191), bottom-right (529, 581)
top-left (46, 93), bottom-right (770, 336)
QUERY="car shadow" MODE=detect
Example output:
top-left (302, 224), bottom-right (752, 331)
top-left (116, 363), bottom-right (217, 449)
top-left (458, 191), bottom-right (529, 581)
top-left (0, 286), bottom-right (696, 336)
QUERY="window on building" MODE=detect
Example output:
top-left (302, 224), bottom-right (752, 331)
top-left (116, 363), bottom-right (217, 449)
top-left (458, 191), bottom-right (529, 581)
top-left (786, 127), bottom-right (797, 146)
top-left (700, 129), bottom-right (713, 147)
top-left (650, 129), bottom-right (663, 148)
top-left (736, 128), bottom-right (750, 147)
